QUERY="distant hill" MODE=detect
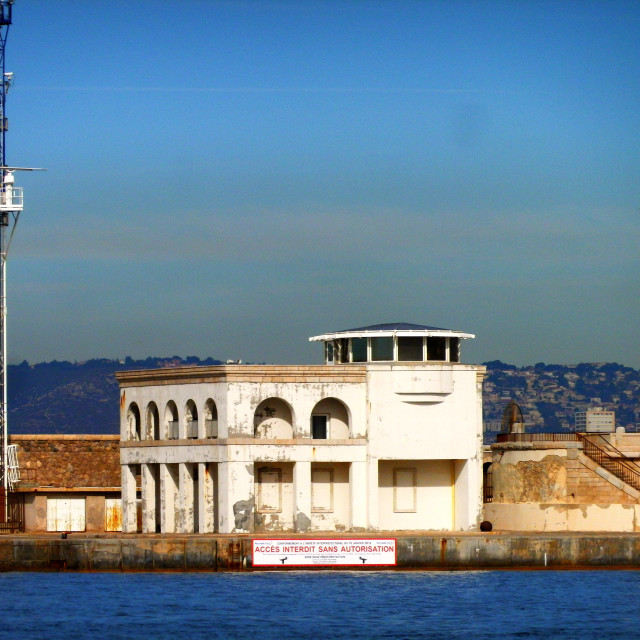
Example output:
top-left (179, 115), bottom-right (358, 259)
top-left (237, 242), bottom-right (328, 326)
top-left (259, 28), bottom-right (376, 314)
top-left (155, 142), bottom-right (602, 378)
top-left (8, 356), bottom-right (223, 435)
top-left (482, 360), bottom-right (640, 442)
top-left (6, 357), bottom-right (640, 437)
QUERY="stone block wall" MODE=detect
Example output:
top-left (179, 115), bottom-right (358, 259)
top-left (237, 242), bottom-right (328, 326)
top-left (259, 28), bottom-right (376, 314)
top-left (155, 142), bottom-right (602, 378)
top-left (566, 450), bottom-right (638, 504)
top-left (491, 442), bottom-right (640, 506)
top-left (10, 435), bottom-right (121, 488)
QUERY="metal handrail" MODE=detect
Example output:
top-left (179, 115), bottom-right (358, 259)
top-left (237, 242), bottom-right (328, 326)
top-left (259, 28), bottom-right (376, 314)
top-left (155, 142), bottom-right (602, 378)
top-left (576, 432), bottom-right (640, 491)
top-left (0, 186), bottom-right (22, 209)
top-left (495, 431), bottom-right (640, 491)
top-left (496, 432), bottom-right (579, 443)
top-left (579, 432), bottom-right (640, 474)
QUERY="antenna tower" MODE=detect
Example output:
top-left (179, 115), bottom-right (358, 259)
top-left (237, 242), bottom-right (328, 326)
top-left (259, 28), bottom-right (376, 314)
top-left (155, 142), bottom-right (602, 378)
top-left (0, 0), bottom-right (20, 500)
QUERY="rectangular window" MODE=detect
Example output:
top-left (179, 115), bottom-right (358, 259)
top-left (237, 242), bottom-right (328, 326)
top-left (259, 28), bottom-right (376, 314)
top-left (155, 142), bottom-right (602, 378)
top-left (337, 338), bottom-right (350, 363)
top-left (393, 468), bottom-right (417, 513)
top-left (311, 414), bottom-right (328, 439)
top-left (325, 341), bottom-right (334, 364)
top-left (351, 338), bottom-right (367, 362)
top-left (427, 337), bottom-right (446, 361)
top-left (449, 338), bottom-right (460, 362)
top-left (371, 336), bottom-right (393, 361)
top-left (257, 467), bottom-right (282, 513)
top-left (398, 337), bottom-right (424, 361)
top-left (311, 468), bottom-right (334, 512)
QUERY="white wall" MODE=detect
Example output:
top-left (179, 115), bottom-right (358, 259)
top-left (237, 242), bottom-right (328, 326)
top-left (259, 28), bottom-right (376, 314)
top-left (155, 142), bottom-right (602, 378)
top-left (366, 365), bottom-right (483, 461)
top-left (378, 460), bottom-right (454, 531)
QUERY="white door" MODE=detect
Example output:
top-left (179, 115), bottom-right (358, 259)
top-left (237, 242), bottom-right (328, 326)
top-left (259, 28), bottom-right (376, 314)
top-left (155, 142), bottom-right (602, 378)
top-left (46, 497), bottom-right (86, 532)
top-left (105, 498), bottom-right (122, 532)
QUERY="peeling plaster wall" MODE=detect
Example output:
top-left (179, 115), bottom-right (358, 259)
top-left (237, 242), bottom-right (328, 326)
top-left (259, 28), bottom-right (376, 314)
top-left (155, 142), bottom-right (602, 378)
top-left (118, 362), bottom-right (485, 533)
top-left (120, 382), bottom-right (229, 441)
top-left (487, 439), bottom-right (640, 532)
top-left (226, 381), bottom-right (367, 438)
top-left (254, 462), bottom-right (294, 532)
top-left (310, 462), bottom-right (350, 532)
top-left (485, 503), bottom-right (640, 532)
top-left (492, 452), bottom-right (568, 504)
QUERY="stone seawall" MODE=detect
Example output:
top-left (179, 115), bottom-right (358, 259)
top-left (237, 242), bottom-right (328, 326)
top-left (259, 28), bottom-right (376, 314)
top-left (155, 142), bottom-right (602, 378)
top-left (1, 533), bottom-right (640, 571)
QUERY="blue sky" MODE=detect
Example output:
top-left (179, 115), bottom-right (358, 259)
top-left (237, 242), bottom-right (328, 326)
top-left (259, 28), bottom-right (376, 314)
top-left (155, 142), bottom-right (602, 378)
top-left (4, 0), bottom-right (639, 367)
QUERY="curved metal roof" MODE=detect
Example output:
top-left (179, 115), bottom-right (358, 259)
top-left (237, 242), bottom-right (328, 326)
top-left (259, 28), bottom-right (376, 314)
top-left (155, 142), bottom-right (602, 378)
top-left (309, 322), bottom-right (475, 342)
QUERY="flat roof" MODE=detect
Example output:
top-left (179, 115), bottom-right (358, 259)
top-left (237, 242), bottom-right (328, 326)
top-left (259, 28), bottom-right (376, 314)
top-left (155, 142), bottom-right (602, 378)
top-left (310, 322), bottom-right (474, 342)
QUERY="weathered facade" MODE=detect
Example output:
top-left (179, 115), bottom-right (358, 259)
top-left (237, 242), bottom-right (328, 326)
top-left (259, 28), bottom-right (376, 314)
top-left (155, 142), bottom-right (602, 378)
top-left (484, 431), bottom-right (640, 531)
top-left (12, 434), bottom-right (121, 533)
top-left (118, 323), bottom-right (485, 534)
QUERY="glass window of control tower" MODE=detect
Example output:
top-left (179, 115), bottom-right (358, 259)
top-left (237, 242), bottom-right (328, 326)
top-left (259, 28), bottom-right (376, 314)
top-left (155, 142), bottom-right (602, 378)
top-left (427, 337), bottom-right (446, 361)
top-left (351, 338), bottom-right (367, 362)
top-left (398, 337), bottom-right (424, 361)
top-left (449, 338), bottom-right (460, 362)
top-left (371, 337), bottom-right (393, 361)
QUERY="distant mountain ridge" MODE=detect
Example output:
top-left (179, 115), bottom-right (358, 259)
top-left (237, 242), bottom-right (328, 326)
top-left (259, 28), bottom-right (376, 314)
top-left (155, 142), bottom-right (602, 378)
top-left (483, 360), bottom-right (640, 440)
top-left (8, 356), bottom-right (223, 435)
top-left (6, 357), bottom-right (640, 436)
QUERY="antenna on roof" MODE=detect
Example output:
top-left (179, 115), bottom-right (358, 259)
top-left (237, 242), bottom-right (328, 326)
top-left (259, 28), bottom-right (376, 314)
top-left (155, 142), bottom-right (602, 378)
top-left (0, 2), bottom-right (45, 520)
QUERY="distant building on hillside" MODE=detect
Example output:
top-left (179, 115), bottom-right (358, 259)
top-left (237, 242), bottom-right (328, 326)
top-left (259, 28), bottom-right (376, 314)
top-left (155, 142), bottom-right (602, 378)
top-left (575, 408), bottom-right (615, 433)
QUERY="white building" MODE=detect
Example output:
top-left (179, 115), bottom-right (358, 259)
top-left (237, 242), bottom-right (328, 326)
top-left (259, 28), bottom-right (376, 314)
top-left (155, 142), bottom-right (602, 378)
top-left (117, 323), bottom-right (485, 534)
top-left (575, 408), bottom-right (616, 433)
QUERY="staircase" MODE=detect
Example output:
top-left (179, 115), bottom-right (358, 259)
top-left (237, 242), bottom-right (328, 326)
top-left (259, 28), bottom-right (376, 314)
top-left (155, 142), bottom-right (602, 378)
top-left (576, 432), bottom-right (640, 492)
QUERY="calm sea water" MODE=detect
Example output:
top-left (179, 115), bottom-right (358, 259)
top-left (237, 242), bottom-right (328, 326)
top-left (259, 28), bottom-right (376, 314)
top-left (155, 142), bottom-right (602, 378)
top-left (2, 570), bottom-right (639, 639)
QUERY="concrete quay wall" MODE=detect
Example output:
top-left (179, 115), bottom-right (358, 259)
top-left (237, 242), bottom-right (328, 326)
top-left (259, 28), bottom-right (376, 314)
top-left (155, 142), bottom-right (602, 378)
top-left (1, 533), bottom-right (640, 571)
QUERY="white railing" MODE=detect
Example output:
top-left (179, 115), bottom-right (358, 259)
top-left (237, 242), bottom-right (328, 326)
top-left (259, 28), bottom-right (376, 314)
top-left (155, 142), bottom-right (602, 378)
top-left (186, 420), bottom-right (199, 439)
top-left (0, 186), bottom-right (22, 211)
top-left (167, 420), bottom-right (179, 440)
top-left (6, 444), bottom-right (19, 489)
top-left (205, 419), bottom-right (218, 438)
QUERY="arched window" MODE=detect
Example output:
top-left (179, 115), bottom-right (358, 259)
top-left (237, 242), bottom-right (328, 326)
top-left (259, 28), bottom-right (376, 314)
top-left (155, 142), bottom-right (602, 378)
top-left (145, 402), bottom-right (160, 440)
top-left (204, 399), bottom-right (218, 438)
top-left (127, 403), bottom-right (141, 441)
top-left (164, 401), bottom-right (178, 440)
top-left (185, 400), bottom-right (198, 439)
top-left (310, 398), bottom-right (350, 439)
top-left (483, 462), bottom-right (493, 503)
top-left (254, 398), bottom-right (294, 439)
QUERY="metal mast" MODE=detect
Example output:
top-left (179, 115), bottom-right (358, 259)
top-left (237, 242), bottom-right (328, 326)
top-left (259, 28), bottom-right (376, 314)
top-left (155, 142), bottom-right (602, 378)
top-left (0, 1), bottom-right (20, 499)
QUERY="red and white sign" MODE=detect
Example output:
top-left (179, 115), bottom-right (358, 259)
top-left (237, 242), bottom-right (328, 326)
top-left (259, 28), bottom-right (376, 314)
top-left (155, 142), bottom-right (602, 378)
top-left (252, 538), bottom-right (397, 567)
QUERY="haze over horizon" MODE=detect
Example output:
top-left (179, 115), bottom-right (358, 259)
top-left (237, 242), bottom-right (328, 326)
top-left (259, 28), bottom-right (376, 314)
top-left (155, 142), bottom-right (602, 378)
top-left (4, 1), bottom-right (639, 368)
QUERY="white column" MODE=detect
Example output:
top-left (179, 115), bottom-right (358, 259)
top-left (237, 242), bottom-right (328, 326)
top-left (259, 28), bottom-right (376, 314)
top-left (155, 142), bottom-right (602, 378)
top-left (121, 464), bottom-right (137, 533)
top-left (454, 458), bottom-right (482, 531)
top-left (198, 462), bottom-right (216, 533)
top-left (349, 461), bottom-right (368, 531)
top-left (160, 463), bottom-right (178, 533)
top-left (367, 458), bottom-right (379, 530)
top-left (178, 463), bottom-right (195, 533)
top-left (218, 461), bottom-right (254, 533)
top-left (140, 464), bottom-right (156, 533)
top-left (293, 461), bottom-right (311, 532)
